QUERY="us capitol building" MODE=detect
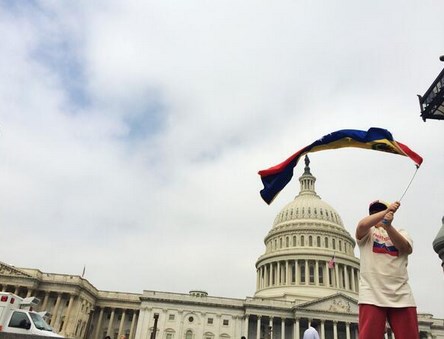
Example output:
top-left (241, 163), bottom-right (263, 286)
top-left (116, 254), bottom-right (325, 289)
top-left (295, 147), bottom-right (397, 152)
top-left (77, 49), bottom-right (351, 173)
top-left (0, 158), bottom-right (443, 339)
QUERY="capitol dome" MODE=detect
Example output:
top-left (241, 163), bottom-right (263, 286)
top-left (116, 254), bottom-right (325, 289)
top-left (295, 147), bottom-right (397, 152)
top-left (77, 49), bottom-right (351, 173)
top-left (255, 156), bottom-right (360, 303)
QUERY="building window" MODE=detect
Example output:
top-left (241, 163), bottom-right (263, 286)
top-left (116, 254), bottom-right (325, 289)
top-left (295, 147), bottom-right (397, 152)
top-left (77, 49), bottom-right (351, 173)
top-left (166, 334), bottom-right (173, 339)
top-left (333, 239), bottom-right (336, 250)
top-left (286, 237), bottom-right (289, 247)
top-left (301, 236), bottom-right (305, 246)
top-left (325, 237), bottom-right (329, 248)
top-left (207, 318), bottom-right (213, 324)
top-left (223, 319), bottom-right (229, 326)
top-left (319, 265), bottom-right (324, 285)
top-left (309, 262), bottom-right (315, 284)
top-left (293, 236), bottom-right (296, 246)
top-left (188, 316), bottom-right (194, 323)
top-left (309, 236), bottom-right (313, 246)
top-left (169, 314), bottom-right (175, 321)
top-left (185, 330), bottom-right (193, 339)
top-left (339, 240), bottom-right (342, 251)
top-left (317, 236), bottom-right (321, 247)
top-left (300, 262), bottom-right (306, 283)
top-left (279, 238), bottom-right (282, 248)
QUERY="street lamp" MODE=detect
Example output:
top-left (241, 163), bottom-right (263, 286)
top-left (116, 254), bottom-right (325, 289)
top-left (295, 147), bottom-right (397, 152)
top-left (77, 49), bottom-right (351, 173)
top-left (417, 56), bottom-right (444, 121)
top-left (150, 313), bottom-right (159, 339)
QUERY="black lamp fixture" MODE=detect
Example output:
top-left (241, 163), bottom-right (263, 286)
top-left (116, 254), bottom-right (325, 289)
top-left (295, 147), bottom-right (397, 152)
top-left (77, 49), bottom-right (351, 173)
top-left (417, 56), bottom-right (444, 121)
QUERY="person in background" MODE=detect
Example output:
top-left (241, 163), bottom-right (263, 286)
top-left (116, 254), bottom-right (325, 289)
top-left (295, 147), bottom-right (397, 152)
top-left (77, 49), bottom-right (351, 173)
top-left (356, 200), bottom-right (418, 339)
top-left (302, 320), bottom-right (320, 339)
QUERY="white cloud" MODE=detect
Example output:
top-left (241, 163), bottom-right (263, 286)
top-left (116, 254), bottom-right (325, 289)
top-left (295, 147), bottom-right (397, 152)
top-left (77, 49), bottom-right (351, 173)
top-left (0, 0), bottom-right (443, 318)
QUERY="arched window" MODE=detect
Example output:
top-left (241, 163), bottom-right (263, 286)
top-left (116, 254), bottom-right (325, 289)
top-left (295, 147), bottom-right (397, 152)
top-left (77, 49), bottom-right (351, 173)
top-left (309, 236), bottom-right (313, 246)
top-left (185, 330), bottom-right (193, 339)
top-left (293, 236), bottom-right (296, 246)
top-left (317, 236), bottom-right (321, 247)
top-left (325, 237), bottom-right (329, 248)
top-left (333, 239), bottom-right (336, 250)
top-left (301, 236), bottom-right (305, 246)
top-left (286, 237), bottom-right (289, 247)
top-left (279, 238), bottom-right (283, 248)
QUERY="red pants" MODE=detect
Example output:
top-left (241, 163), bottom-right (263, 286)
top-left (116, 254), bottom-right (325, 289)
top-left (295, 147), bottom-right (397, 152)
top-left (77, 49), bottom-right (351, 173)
top-left (358, 304), bottom-right (419, 339)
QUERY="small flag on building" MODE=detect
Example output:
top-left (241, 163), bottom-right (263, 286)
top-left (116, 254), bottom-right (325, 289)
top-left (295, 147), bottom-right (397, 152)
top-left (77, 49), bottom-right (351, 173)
top-left (328, 255), bottom-right (335, 269)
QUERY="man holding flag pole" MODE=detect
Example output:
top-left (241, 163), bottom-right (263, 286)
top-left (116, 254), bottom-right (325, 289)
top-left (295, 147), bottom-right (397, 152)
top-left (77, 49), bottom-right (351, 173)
top-left (355, 200), bottom-right (418, 339)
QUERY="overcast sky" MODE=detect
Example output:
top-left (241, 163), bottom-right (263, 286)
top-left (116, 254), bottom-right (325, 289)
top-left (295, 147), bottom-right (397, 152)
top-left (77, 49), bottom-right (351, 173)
top-left (0, 0), bottom-right (443, 318)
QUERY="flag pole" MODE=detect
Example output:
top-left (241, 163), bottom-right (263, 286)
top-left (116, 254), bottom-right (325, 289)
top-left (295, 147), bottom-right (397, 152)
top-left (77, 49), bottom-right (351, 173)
top-left (398, 166), bottom-right (420, 202)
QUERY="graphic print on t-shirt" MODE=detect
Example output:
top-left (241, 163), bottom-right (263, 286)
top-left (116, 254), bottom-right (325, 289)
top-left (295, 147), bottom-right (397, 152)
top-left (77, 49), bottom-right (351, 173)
top-left (372, 231), bottom-right (399, 256)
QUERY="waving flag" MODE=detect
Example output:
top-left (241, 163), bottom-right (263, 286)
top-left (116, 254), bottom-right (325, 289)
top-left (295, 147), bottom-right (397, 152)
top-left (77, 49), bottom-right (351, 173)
top-left (258, 127), bottom-right (423, 204)
top-left (328, 254), bottom-right (336, 269)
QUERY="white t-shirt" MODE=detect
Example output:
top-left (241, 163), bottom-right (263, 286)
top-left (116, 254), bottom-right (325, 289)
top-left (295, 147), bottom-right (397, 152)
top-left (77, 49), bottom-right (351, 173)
top-left (357, 226), bottom-right (416, 307)
top-left (303, 327), bottom-right (320, 339)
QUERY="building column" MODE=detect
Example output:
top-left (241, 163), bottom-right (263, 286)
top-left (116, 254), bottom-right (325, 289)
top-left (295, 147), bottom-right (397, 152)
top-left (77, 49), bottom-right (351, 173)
top-left (118, 309), bottom-right (126, 337)
top-left (321, 320), bottom-right (325, 339)
top-left (26, 289), bottom-right (33, 298)
top-left (269, 264), bottom-right (273, 286)
top-left (281, 318), bottom-right (285, 339)
top-left (335, 264), bottom-right (340, 288)
top-left (244, 315), bottom-right (249, 338)
top-left (286, 260), bottom-right (290, 285)
top-left (344, 266), bottom-right (350, 290)
top-left (305, 260), bottom-right (309, 285)
top-left (134, 307), bottom-right (151, 339)
top-left (256, 268), bottom-right (259, 290)
top-left (346, 322), bottom-right (350, 339)
top-left (351, 267), bottom-right (356, 292)
top-left (61, 294), bottom-right (75, 335)
top-left (333, 321), bottom-right (338, 339)
top-left (129, 310), bottom-right (137, 339)
top-left (277, 262), bottom-right (281, 285)
top-left (256, 316), bottom-right (261, 339)
top-left (107, 308), bottom-right (115, 337)
top-left (40, 292), bottom-right (49, 311)
top-left (51, 293), bottom-right (62, 328)
top-left (315, 261), bottom-right (319, 286)
top-left (94, 307), bottom-right (104, 339)
top-left (294, 318), bottom-right (300, 339)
